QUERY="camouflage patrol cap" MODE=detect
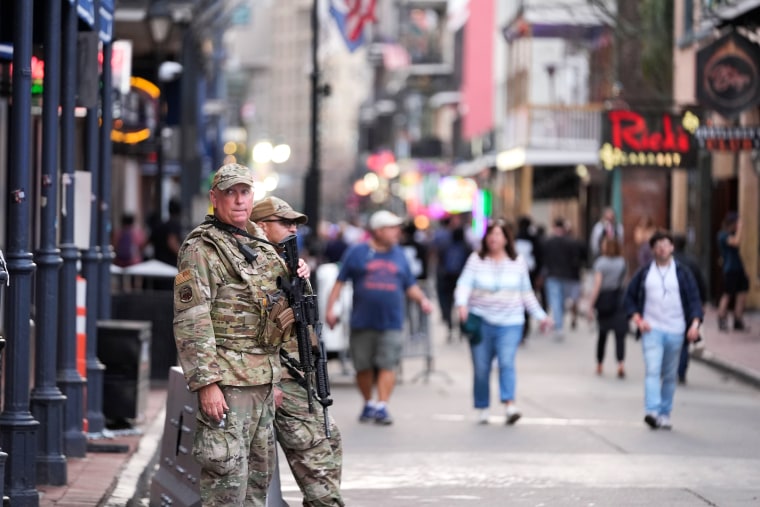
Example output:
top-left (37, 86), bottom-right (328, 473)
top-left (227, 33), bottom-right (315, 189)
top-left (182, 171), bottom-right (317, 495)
top-left (211, 163), bottom-right (254, 190)
top-left (250, 196), bottom-right (308, 225)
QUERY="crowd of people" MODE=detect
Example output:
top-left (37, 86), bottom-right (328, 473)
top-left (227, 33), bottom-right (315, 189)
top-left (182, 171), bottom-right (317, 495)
top-left (152, 160), bottom-right (752, 505)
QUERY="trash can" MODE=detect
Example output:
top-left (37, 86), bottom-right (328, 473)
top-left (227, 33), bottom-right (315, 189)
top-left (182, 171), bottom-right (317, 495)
top-left (97, 320), bottom-right (151, 423)
top-left (111, 259), bottom-right (178, 382)
top-left (111, 290), bottom-right (176, 381)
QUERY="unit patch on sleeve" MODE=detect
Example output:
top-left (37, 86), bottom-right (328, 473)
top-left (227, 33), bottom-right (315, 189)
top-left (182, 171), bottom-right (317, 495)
top-left (174, 269), bottom-right (202, 311)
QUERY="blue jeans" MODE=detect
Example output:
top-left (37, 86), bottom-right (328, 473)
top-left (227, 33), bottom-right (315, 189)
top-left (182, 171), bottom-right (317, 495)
top-left (545, 277), bottom-right (572, 331)
top-left (641, 328), bottom-right (684, 416)
top-left (470, 321), bottom-right (523, 408)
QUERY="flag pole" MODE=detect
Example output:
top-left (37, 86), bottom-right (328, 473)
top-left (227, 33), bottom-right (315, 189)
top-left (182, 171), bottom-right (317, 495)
top-left (304, 0), bottom-right (321, 256)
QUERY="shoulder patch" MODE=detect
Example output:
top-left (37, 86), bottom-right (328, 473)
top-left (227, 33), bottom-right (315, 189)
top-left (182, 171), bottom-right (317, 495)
top-left (174, 269), bottom-right (203, 312)
top-left (175, 269), bottom-right (193, 286)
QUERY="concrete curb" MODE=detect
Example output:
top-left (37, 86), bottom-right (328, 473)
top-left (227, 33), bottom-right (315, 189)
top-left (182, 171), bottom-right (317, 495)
top-left (102, 407), bottom-right (166, 507)
top-left (691, 349), bottom-right (760, 390)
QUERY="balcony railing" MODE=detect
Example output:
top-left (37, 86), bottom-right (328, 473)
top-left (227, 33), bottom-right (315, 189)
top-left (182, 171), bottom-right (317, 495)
top-left (503, 104), bottom-right (602, 152)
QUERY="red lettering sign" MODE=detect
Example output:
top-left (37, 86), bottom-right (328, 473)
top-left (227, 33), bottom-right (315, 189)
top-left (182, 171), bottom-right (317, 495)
top-left (609, 110), bottom-right (691, 153)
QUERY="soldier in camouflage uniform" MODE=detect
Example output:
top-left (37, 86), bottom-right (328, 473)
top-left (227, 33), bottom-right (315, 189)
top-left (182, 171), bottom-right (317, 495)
top-left (173, 164), bottom-right (311, 506)
top-left (251, 196), bottom-right (345, 507)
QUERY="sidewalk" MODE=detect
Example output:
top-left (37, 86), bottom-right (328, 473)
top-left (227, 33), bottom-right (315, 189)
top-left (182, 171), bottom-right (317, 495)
top-left (36, 385), bottom-right (167, 507)
top-left (690, 307), bottom-right (760, 388)
top-left (32, 307), bottom-right (760, 506)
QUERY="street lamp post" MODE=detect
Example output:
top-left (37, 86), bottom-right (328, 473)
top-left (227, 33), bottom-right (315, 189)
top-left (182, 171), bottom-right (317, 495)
top-left (145, 0), bottom-right (173, 224)
top-left (304, 0), bottom-right (328, 256)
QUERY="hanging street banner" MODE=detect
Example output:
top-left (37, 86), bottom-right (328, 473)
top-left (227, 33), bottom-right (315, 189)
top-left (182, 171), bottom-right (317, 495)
top-left (696, 31), bottom-right (760, 119)
top-left (599, 109), bottom-right (700, 170)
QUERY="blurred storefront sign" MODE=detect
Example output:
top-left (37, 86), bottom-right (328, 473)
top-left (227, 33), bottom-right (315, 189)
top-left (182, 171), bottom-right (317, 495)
top-left (694, 125), bottom-right (760, 151)
top-left (697, 31), bottom-right (760, 119)
top-left (599, 109), bottom-right (699, 170)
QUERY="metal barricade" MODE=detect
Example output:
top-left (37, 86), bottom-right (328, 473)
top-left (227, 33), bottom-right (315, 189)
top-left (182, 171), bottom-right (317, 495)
top-left (400, 286), bottom-right (451, 384)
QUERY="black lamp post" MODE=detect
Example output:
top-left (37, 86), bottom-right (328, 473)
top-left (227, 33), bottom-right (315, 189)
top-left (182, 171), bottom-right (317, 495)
top-left (145, 0), bottom-right (173, 225)
top-left (304, 0), bottom-right (322, 256)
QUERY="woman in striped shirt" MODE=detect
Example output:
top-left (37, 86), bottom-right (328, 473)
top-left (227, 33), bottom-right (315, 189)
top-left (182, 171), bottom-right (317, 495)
top-left (455, 220), bottom-right (551, 425)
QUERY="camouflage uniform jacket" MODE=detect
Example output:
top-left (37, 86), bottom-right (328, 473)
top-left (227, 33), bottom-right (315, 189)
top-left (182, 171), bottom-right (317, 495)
top-left (173, 216), bottom-right (290, 392)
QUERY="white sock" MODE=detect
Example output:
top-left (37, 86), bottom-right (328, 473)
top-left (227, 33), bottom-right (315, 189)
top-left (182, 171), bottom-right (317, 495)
top-left (375, 401), bottom-right (386, 409)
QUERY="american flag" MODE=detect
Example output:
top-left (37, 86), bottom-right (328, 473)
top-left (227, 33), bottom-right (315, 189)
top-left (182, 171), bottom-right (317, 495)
top-left (329, 0), bottom-right (377, 52)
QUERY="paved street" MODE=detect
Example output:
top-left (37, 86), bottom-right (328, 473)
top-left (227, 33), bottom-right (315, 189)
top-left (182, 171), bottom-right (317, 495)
top-left (274, 311), bottom-right (760, 506)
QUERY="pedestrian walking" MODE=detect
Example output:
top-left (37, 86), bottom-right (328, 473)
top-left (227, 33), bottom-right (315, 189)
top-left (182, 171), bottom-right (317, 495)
top-left (173, 163), bottom-right (311, 506)
top-left (250, 196), bottom-right (345, 507)
top-left (515, 215), bottom-right (543, 341)
top-left (716, 212), bottom-right (750, 332)
top-left (673, 234), bottom-right (708, 384)
top-left (454, 219), bottom-right (551, 425)
top-left (325, 210), bottom-right (433, 426)
top-left (112, 213), bottom-right (146, 268)
top-left (586, 237), bottom-right (628, 378)
top-left (633, 214), bottom-right (657, 268)
top-left (148, 199), bottom-right (184, 289)
top-left (541, 218), bottom-right (587, 339)
top-left (589, 207), bottom-right (623, 260)
top-left (431, 214), bottom-right (471, 341)
top-left (623, 230), bottom-right (703, 430)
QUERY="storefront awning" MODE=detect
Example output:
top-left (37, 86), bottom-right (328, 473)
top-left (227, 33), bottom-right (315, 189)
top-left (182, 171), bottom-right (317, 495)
top-left (453, 153), bottom-right (496, 177)
top-left (496, 147), bottom-right (599, 171)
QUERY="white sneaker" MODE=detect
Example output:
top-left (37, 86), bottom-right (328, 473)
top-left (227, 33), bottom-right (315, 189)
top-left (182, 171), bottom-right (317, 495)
top-left (477, 410), bottom-right (489, 425)
top-left (657, 415), bottom-right (672, 430)
top-left (505, 405), bottom-right (521, 425)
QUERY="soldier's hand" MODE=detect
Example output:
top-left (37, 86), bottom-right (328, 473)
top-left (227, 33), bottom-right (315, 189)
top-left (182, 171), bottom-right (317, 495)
top-left (273, 387), bottom-right (284, 409)
top-left (297, 258), bottom-right (311, 279)
top-left (198, 383), bottom-right (228, 423)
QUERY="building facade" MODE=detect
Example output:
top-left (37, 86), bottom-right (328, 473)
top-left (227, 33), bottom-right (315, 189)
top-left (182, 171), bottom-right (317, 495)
top-left (673, 0), bottom-right (760, 307)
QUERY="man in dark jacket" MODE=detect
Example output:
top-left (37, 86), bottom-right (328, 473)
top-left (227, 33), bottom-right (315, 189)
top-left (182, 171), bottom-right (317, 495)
top-left (673, 234), bottom-right (707, 384)
top-left (542, 218), bottom-right (586, 340)
top-left (624, 230), bottom-right (703, 431)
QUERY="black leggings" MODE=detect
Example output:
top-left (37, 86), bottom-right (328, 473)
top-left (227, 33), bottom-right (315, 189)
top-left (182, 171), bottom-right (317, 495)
top-left (596, 326), bottom-right (626, 363)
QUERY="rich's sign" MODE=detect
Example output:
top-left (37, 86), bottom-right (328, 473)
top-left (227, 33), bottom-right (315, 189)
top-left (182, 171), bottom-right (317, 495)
top-left (697, 32), bottom-right (760, 119)
top-left (599, 110), bottom-right (699, 170)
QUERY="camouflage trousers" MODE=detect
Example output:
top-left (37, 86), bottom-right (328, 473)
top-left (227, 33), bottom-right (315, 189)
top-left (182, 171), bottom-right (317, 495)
top-left (275, 379), bottom-right (345, 506)
top-left (194, 384), bottom-right (275, 506)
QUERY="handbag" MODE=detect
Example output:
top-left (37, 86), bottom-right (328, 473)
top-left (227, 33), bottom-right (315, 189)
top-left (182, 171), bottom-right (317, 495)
top-left (460, 312), bottom-right (483, 345)
top-left (594, 288), bottom-right (622, 317)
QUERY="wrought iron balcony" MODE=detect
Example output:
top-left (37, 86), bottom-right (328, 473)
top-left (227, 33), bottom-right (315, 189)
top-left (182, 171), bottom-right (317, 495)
top-left (503, 104), bottom-right (602, 152)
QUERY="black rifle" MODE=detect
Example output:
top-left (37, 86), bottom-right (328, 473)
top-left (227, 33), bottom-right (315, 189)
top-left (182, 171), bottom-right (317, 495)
top-left (277, 235), bottom-right (333, 437)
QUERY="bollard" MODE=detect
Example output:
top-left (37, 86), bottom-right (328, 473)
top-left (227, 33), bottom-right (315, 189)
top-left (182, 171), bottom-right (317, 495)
top-left (0, 248), bottom-right (8, 505)
top-left (76, 276), bottom-right (87, 431)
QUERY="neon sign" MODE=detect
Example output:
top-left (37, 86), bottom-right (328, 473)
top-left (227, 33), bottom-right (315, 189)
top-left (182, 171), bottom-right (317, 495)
top-left (9, 56), bottom-right (45, 95)
top-left (599, 110), bottom-right (699, 170)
